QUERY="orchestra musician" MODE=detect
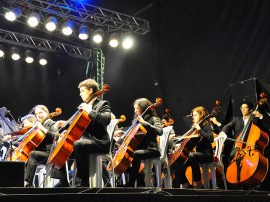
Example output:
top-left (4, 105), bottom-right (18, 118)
top-left (24, 105), bottom-right (66, 187)
top-left (123, 98), bottom-right (163, 187)
top-left (219, 101), bottom-right (268, 189)
top-left (172, 106), bottom-right (214, 189)
top-left (72, 78), bottom-right (111, 187)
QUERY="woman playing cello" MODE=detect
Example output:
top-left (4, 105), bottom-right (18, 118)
top-left (24, 105), bottom-right (62, 187)
top-left (172, 106), bottom-right (214, 189)
top-left (123, 98), bottom-right (163, 187)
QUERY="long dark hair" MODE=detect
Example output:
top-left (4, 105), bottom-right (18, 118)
top-left (133, 98), bottom-right (157, 121)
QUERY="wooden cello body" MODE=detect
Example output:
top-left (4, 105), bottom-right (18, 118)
top-left (226, 95), bottom-right (269, 186)
top-left (47, 110), bottom-right (91, 169)
top-left (112, 122), bottom-right (147, 175)
top-left (111, 98), bottom-right (162, 175)
top-left (47, 84), bottom-right (110, 169)
top-left (8, 108), bottom-right (62, 162)
top-left (226, 123), bottom-right (269, 186)
top-left (8, 127), bottom-right (46, 162)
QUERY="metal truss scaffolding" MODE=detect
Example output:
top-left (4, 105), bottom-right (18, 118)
top-left (2, 0), bottom-right (150, 37)
top-left (0, 28), bottom-right (92, 59)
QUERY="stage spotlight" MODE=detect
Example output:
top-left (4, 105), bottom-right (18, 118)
top-left (38, 52), bottom-right (48, 66)
top-left (11, 47), bottom-right (20, 60)
top-left (0, 45), bottom-right (4, 58)
top-left (25, 50), bottom-right (34, 63)
top-left (45, 16), bottom-right (57, 31)
top-left (92, 29), bottom-right (104, 44)
top-left (27, 13), bottom-right (40, 27)
top-left (109, 33), bottom-right (119, 48)
top-left (122, 33), bottom-right (134, 49)
top-left (79, 25), bottom-right (89, 40)
top-left (62, 20), bottom-right (73, 36)
top-left (5, 7), bottom-right (22, 22)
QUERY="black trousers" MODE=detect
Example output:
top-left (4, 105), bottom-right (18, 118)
top-left (25, 150), bottom-right (49, 183)
top-left (173, 151), bottom-right (212, 187)
top-left (73, 138), bottom-right (109, 182)
top-left (127, 149), bottom-right (160, 186)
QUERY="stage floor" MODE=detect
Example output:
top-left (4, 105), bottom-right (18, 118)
top-left (0, 187), bottom-right (269, 202)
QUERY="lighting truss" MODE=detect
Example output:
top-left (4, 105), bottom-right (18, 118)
top-left (0, 28), bottom-right (93, 59)
top-left (2, 0), bottom-right (150, 35)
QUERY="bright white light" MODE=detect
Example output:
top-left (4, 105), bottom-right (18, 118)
top-left (122, 37), bottom-right (134, 49)
top-left (5, 11), bottom-right (16, 22)
top-left (27, 13), bottom-right (40, 27)
top-left (39, 59), bottom-right (47, 66)
top-left (11, 53), bottom-right (20, 60)
top-left (79, 25), bottom-right (89, 40)
top-left (79, 33), bottom-right (88, 40)
top-left (62, 20), bottom-right (73, 36)
top-left (0, 50), bottom-right (4, 58)
top-left (45, 17), bottom-right (57, 31)
top-left (5, 8), bottom-right (22, 22)
top-left (109, 39), bottom-right (119, 48)
top-left (93, 34), bottom-right (102, 43)
top-left (25, 56), bottom-right (34, 63)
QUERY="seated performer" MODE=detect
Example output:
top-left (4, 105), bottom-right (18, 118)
top-left (172, 106), bottom-right (214, 189)
top-left (124, 98), bottom-right (163, 187)
top-left (24, 105), bottom-right (68, 187)
top-left (72, 78), bottom-right (111, 187)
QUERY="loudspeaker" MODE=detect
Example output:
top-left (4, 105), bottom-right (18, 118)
top-left (0, 161), bottom-right (25, 187)
top-left (230, 78), bottom-right (258, 117)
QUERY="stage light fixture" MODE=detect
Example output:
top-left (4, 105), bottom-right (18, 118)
top-left (109, 33), bottom-right (119, 48)
top-left (5, 7), bottom-right (22, 22)
top-left (27, 13), bottom-right (40, 27)
top-left (45, 16), bottom-right (57, 31)
top-left (122, 33), bottom-right (134, 49)
top-left (11, 46), bottom-right (20, 60)
top-left (25, 50), bottom-right (34, 63)
top-left (62, 20), bottom-right (73, 36)
top-left (0, 45), bottom-right (4, 58)
top-left (79, 25), bottom-right (89, 40)
top-left (38, 52), bottom-right (48, 66)
top-left (92, 29), bottom-right (104, 44)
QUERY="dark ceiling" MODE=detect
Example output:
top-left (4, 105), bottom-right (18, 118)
top-left (1, 0), bottom-right (270, 135)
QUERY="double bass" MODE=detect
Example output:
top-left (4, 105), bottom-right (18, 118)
top-left (47, 84), bottom-right (110, 169)
top-left (226, 94), bottom-right (269, 186)
top-left (111, 98), bottom-right (162, 175)
top-left (8, 108), bottom-right (62, 162)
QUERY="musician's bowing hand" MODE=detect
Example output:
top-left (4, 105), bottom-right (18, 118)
top-left (3, 135), bottom-right (11, 142)
top-left (136, 116), bottom-right (148, 125)
top-left (78, 103), bottom-right (92, 113)
top-left (36, 122), bottom-right (48, 134)
top-left (252, 111), bottom-right (263, 119)
top-left (193, 123), bottom-right (201, 130)
top-left (55, 120), bottom-right (66, 129)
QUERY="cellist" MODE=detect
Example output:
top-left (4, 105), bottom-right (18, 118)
top-left (24, 105), bottom-right (64, 187)
top-left (123, 98), bottom-right (163, 187)
top-left (172, 106), bottom-right (214, 189)
top-left (72, 78), bottom-right (111, 187)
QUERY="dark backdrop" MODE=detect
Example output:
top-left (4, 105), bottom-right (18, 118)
top-left (0, 0), bottom-right (270, 134)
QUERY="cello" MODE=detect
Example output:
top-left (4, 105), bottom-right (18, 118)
top-left (226, 94), bottom-right (269, 186)
top-left (168, 101), bottom-right (221, 174)
top-left (8, 108), bottom-right (62, 162)
top-left (47, 84), bottom-right (110, 169)
top-left (111, 98), bottom-right (162, 175)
